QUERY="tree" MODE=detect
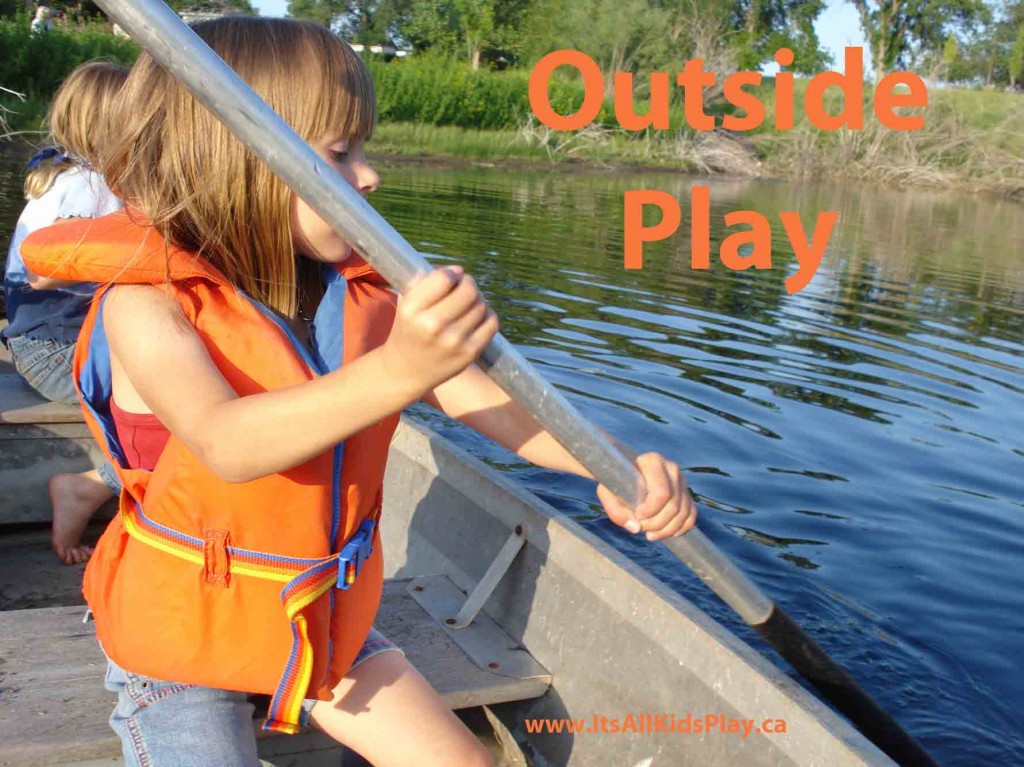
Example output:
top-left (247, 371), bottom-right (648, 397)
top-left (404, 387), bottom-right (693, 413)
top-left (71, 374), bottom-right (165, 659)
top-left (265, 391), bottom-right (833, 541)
top-left (947, 0), bottom-right (1024, 86)
top-left (518, 0), bottom-right (830, 98)
top-left (731, 0), bottom-right (831, 73)
top-left (170, 0), bottom-right (256, 12)
top-left (943, 34), bottom-right (959, 82)
top-left (455, 0), bottom-right (494, 69)
top-left (287, 0), bottom-right (348, 29)
top-left (337, 0), bottom-right (408, 45)
top-left (847, 0), bottom-right (986, 80)
top-left (1010, 23), bottom-right (1024, 87)
top-left (401, 0), bottom-right (529, 69)
top-left (298, 0), bottom-right (527, 67)
top-left (520, 0), bottom-right (674, 97)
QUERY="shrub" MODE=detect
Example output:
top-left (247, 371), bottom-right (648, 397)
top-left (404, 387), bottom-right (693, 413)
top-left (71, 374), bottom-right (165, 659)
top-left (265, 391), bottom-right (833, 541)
top-left (366, 55), bottom-right (615, 131)
top-left (0, 20), bottom-right (138, 99)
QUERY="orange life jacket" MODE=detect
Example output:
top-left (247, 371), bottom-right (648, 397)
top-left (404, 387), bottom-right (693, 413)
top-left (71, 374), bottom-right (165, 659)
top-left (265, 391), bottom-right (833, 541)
top-left (20, 209), bottom-right (400, 734)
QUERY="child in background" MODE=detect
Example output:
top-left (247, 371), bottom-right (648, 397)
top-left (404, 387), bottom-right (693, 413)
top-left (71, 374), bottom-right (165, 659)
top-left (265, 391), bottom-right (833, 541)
top-left (21, 18), bottom-right (697, 767)
top-left (2, 61), bottom-right (127, 565)
top-left (30, 5), bottom-right (52, 34)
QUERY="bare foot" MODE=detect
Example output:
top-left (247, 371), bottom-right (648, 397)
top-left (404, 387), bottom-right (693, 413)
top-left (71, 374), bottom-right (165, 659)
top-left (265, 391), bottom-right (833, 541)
top-left (48, 470), bottom-right (115, 565)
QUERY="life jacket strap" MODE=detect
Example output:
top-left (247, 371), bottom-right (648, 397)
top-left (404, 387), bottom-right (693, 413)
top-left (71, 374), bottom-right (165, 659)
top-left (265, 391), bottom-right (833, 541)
top-left (119, 502), bottom-right (377, 735)
top-left (263, 518), bottom-right (378, 734)
top-left (338, 518), bottom-right (376, 589)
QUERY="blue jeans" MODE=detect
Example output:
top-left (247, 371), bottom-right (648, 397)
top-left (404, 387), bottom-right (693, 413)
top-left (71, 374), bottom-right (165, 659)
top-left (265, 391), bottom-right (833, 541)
top-left (103, 627), bottom-right (403, 766)
top-left (7, 334), bottom-right (121, 494)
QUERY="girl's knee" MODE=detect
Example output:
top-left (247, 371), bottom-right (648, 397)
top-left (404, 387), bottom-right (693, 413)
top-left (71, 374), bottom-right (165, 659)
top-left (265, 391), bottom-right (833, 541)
top-left (464, 741), bottom-right (497, 767)
top-left (421, 738), bottom-right (494, 767)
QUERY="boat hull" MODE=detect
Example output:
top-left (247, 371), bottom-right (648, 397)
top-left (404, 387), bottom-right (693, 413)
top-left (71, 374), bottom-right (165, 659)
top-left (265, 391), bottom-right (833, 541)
top-left (379, 416), bottom-right (895, 767)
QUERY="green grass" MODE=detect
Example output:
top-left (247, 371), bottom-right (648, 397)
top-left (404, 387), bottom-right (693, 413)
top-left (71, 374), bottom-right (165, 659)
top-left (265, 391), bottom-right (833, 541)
top-left (355, 80), bottom-right (1024, 196)
top-left (4, 23), bottom-right (1020, 198)
top-left (369, 122), bottom-right (719, 172)
top-left (369, 123), bottom-right (547, 163)
top-left (932, 87), bottom-right (1023, 132)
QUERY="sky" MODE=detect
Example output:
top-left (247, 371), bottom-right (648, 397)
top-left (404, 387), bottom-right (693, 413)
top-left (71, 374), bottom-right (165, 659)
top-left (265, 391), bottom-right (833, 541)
top-left (250, 0), bottom-right (870, 74)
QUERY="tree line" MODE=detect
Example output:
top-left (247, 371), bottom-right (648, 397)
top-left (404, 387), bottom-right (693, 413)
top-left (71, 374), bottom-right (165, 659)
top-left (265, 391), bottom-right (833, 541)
top-left (286, 0), bottom-right (1019, 89)
top-left (1, 0), bottom-right (1019, 89)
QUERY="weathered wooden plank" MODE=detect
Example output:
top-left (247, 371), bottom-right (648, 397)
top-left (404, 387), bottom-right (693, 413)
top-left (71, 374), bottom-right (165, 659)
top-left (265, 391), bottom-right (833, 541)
top-left (0, 375), bottom-right (84, 426)
top-left (0, 527), bottom-right (96, 611)
top-left (0, 328), bottom-right (81, 426)
top-left (0, 579), bottom-right (548, 766)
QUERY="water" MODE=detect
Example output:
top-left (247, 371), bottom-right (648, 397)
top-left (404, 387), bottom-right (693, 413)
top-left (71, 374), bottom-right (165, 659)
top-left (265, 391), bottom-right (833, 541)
top-left (3, 145), bottom-right (1022, 766)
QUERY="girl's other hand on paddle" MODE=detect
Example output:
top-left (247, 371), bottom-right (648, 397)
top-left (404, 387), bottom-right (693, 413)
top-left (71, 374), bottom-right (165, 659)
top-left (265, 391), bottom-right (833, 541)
top-left (383, 265), bottom-right (499, 397)
top-left (596, 453), bottom-right (698, 541)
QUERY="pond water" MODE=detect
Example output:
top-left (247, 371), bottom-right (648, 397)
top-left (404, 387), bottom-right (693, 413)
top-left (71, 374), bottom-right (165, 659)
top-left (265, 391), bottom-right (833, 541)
top-left (3, 145), bottom-right (1022, 766)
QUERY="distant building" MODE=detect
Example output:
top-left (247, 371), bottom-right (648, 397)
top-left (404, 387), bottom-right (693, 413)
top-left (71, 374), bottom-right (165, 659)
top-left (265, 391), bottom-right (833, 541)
top-left (106, 3), bottom-right (249, 40)
top-left (347, 43), bottom-right (409, 60)
top-left (178, 1), bottom-right (249, 25)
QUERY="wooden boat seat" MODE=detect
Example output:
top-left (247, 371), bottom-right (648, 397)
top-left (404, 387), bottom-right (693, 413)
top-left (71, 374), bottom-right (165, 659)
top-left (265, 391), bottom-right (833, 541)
top-left (0, 373), bottom-right (85, 425)
top-left (0, 578), bottom-right (547, 767)
top-left (0, 323), bottom-right (85, 425)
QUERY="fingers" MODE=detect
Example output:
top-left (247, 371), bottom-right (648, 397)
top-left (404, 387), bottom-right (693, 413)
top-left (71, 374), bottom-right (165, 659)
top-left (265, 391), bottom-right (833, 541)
top-left (57, 545), bottom-right (93, 566)
top-left (402, 266), bottom-right (492, 347)
top-left (598, 453), bottom-right (699, 541)
top-left (596, 483), bottom-right (641, 533)
top-left (440, 286), bottom-right (488, 342)
top-left (401, 266), bottom-right (465, 316)
top-left (463, 306), bottom-right (500, 356)
top-left (633, 453), bottom-right (673, 521)
top-left (644, 485), bottom-right (698, 542)
top-left (429, 272), bottom-right (485, 328)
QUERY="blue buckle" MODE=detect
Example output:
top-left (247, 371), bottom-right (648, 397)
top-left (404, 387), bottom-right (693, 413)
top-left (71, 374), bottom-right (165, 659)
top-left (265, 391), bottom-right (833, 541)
top-left (337, 518), bottom-right (376, 590)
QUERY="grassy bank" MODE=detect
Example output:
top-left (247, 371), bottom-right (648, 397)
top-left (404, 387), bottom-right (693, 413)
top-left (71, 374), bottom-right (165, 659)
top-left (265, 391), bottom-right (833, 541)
top-left (2, 18), bottom-right (1021, 197)
top-left (366, 121), bottom-right (759, 174)
top-left (8, 87), bottom-right (1019, 198)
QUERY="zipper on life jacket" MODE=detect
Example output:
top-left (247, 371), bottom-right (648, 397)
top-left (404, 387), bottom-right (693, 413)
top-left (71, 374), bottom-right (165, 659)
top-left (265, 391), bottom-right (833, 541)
top-left (244, 289), bottom-right (362, 704)
top-left (245, 296), bottom-right (345, 555)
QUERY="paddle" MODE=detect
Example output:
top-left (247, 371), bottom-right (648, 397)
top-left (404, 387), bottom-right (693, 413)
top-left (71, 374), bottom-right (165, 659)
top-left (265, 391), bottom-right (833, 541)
top-left (91, 3), bottom-right (938, 765)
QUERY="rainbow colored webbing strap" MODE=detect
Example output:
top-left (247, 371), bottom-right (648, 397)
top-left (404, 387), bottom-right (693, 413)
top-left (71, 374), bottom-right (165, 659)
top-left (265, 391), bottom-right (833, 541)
top-left (122, 503), bottom-right (377, 734)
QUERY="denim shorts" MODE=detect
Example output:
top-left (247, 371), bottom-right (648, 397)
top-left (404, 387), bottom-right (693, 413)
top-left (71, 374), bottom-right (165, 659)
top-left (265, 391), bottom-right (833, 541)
top-left (103, 627), bottom-right (403, 767)
top-left (7, 334), bottom-right (121, 494)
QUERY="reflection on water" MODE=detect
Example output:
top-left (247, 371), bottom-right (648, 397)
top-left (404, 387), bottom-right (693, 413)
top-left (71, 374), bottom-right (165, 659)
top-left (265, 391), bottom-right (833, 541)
top-left (3, 145), bottom-right (1022, 766)
top-left (370, 163), bottom-right (1024, 767)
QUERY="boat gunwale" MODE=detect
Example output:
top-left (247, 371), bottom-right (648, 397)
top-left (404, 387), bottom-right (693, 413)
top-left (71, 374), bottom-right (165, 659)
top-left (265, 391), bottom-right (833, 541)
top-left (386, 415), bottom-right (897, 767)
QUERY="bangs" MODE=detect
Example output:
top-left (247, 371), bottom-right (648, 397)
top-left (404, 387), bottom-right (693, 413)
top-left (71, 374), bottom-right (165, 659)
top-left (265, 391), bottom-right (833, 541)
top-left (193, 17), bottom-right (378, 143)
top-left (306, 31), bottom-right (377, 142)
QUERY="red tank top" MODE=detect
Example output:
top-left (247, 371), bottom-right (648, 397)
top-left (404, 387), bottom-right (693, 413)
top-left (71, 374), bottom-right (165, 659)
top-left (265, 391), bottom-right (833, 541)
top-left (109, 399), bottom-right (171, 472)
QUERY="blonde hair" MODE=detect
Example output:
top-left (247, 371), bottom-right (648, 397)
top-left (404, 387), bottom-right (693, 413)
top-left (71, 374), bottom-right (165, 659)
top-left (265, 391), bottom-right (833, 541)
top-left (103, 17), bottom-right (377, 317)
top-left (25, 60), bottom-right (128, 199)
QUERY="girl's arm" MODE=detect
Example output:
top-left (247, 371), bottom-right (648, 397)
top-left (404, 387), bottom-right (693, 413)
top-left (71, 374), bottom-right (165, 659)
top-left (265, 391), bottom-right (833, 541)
top-left (102, 266), bottom-right (497, 483)
top-left (424, 365), bottom-right (697, 541)
top-left (26, 218), bottom-right (91, 289)
top-left (26, 272), bottom-right (78, 290)
top-left (423, 364), bottom-right (596, 478)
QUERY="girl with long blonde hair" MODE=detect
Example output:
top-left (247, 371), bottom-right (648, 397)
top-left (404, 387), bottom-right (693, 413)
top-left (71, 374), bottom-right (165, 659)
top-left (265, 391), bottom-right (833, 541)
top-left (2, 60), bottom-right (128, 565)
top-left (21, 17), bottom-right (697, 767)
